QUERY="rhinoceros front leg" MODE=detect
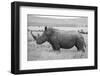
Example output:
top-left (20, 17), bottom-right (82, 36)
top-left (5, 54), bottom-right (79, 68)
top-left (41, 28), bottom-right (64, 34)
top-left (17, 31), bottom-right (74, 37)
top-left (52, 43), bottom-right (60, 51)
top-left (49, 40), bottom-right (60, 51)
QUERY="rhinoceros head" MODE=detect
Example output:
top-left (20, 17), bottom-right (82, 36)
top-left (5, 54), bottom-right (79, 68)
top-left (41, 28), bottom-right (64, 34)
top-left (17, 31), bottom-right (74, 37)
top-left (31, 26), bottom-right (54, 44)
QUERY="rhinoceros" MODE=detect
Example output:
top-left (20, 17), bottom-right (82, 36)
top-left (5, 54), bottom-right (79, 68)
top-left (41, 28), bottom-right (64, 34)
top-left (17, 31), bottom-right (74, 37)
top-left (30, 26), bottom-right (86, 52)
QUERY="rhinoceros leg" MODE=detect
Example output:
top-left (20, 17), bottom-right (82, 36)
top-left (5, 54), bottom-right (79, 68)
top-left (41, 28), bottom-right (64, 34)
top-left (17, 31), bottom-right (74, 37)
top-left (48, 39), bottom-right (60, 51)
top-left (81, 48), bottom-right (85, 52)
top-left (75, 45), bottom-right (85, 52)
top-left (52, 44), bottom-right (60, 51)
top-left (75, 38), bottom-right (85, 52)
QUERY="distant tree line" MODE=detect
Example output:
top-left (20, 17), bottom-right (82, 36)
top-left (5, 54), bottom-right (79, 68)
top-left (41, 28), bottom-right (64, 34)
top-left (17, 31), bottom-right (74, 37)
top-left (28, 29), bottom-right (44, 32)
top-left (28, 23), bottom-right (87, 27)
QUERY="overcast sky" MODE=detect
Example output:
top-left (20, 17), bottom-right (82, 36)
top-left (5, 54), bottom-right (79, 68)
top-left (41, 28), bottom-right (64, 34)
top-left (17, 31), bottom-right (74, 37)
top-left (27, 14), bottom-right (88, 27)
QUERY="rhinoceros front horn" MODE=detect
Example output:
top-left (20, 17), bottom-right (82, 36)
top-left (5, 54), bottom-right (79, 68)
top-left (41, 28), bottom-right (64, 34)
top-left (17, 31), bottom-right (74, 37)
top-left (30, 31), bottom-right (37, 40)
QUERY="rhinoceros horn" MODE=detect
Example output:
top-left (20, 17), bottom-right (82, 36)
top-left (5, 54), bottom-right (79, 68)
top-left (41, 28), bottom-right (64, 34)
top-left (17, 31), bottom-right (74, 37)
top-left (30, 31), bottom-right (37, 40)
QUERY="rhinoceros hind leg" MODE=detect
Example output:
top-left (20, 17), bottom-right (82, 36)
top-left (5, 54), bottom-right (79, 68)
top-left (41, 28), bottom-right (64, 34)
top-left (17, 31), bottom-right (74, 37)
top-left (78, 48), bottom-right (85, 52)
top-left (81, 47), bottom-right (85, 52)
top-left (75, 41), bottom-right (85, 52)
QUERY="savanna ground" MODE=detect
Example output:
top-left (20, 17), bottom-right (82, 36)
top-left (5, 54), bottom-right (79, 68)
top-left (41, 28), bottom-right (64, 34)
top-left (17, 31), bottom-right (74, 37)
top-left (27, 29), bottom-right (88, 61)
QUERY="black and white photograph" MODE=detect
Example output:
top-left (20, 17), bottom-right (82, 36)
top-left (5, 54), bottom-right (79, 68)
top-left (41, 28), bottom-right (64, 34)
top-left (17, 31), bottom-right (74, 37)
top-left (27, 14), bottom-right (88, 61)
top-left (11, 1), bottom-right (97, 74)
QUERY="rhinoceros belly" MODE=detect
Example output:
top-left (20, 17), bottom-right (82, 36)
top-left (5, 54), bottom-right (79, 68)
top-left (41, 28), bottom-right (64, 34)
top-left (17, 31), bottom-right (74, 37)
top-left (59, 38), bottom-right (76, 49)
top-left (57, 31), bottom-right (77, 49)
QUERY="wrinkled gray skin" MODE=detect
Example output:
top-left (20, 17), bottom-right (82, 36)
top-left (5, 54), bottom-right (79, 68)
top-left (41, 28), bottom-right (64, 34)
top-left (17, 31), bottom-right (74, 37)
top-left (31, 26), bottom-right (86, 52)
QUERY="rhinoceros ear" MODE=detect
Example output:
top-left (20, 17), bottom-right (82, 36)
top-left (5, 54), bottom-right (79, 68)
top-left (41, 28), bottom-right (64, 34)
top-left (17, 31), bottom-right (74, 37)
top-left (45, 26), bottom-right (47, 31)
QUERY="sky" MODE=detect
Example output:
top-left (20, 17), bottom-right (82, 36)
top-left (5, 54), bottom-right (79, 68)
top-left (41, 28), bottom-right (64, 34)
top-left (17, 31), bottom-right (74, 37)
top-left (27, 14), bottom-right (88, 27)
